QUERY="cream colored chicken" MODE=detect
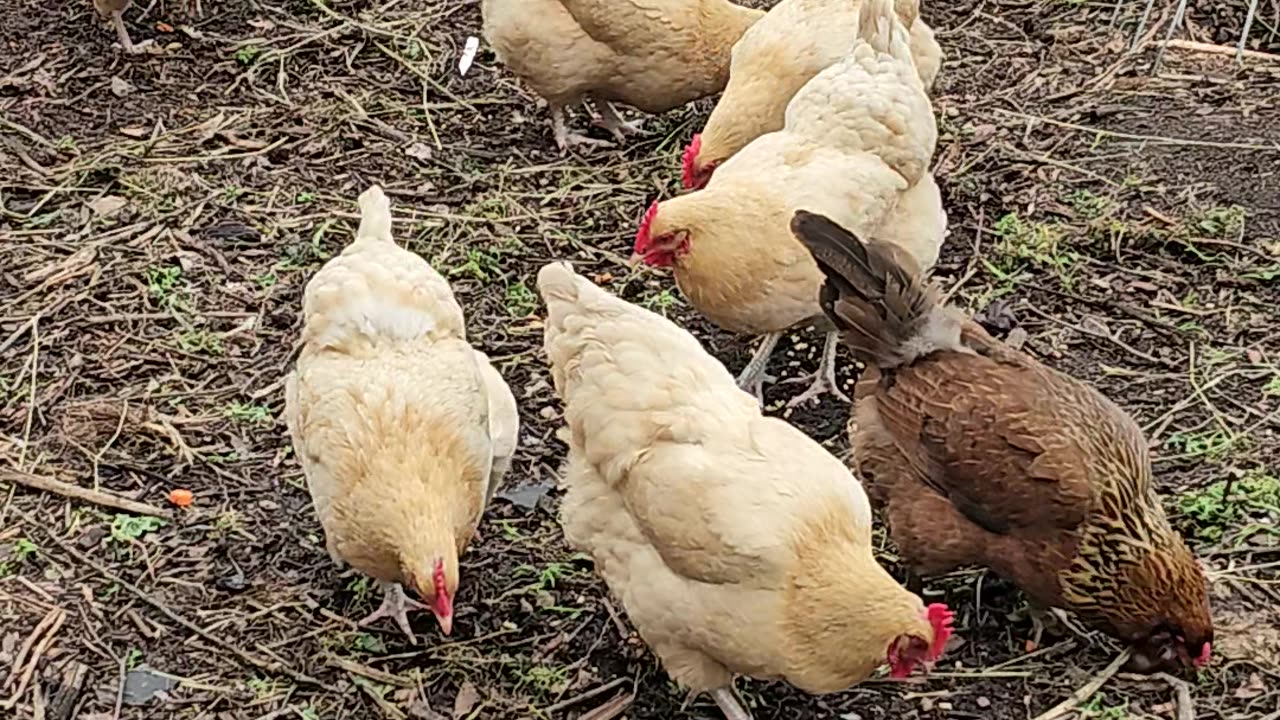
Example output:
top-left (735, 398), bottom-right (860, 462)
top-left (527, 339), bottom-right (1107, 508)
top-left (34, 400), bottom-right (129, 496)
top-left (482, 0), bottom-right (763, 150)
top-left (635, 0), bottom-right (945, 406)
top-left (682, 0), bottom-right (943, 188)
top-left (285, 186), bottom-right (519, 644)
top-left (538, 262), bottom-right (953, 720)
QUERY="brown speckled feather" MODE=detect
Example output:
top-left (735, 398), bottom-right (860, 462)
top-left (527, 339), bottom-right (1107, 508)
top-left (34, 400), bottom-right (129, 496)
top-left (793, 210), bottom-right (1212, 671)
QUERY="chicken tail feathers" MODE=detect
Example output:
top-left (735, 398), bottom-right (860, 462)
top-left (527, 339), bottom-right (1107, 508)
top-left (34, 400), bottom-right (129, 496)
top-left (857, 0), bottom-right (911, 61)
top-left (356, 185), bottom-right (395, 244)
top-left (791, 210), bottom-right (961, 367)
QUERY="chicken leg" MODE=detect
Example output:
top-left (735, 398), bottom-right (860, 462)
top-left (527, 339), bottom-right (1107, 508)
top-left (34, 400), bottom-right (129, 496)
top-left (711, 687), bottom-right (753, 720)
top-left (784, 332), bottom-right (850, 408)
top-left (359, 580), bottom-right (429, 644)
top-left (592, 100), bottom-right (644, 143)
top-left (736, 332), bottom-right (781, 403)
top-left (551, 105), bottom-right (613, 152)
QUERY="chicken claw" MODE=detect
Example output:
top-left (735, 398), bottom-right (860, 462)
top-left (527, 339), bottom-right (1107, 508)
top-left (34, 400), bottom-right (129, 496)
top-left (109, 11), bottom-right (154, 54)
top-left (358, 581), bottom-right (429, 644)
top-left (711, 687), bottom-right (753, 720)
top-left (592, 101), bottom-right (644, 143)
top-left (736, 332), bottom-right (782, 404)
top-left (784, 332), bottom-right (850, 408)
top-left (551, 106), bottom-right (614, 153)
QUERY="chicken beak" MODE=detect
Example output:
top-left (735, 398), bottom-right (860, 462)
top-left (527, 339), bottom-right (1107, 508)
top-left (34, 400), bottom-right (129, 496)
top-left (434, 610), bottom-right (453, 636)
top-left (628, 251), bottom-right (643, 266)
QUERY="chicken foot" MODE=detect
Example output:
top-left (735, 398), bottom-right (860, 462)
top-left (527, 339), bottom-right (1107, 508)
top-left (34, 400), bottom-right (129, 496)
top-left (550, 105), bottom-right (615, 152)
top-left (736, 332), bottom-right (781, 403)
top-left (783, 332), bottom-right (850, 408)
top-left (591, 100), bottom-right (644, 143)
top-left (710, 687), bottom-right (753, 720)
top-left (359, 580), bottom-right (429, 644)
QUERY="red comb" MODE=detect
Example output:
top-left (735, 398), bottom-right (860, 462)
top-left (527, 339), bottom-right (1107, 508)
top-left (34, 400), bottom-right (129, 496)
top-left (635, 199), bottom-right (660, 251)
top-left (681, 134), bottom-right (702, 189)
top-left (1195, 642), bottom-right (1211, 667)
top-left (925, 603), bottom-right (955, 659)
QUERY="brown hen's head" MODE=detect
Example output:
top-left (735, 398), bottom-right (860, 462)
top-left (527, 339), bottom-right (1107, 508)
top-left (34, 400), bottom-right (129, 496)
top-left (1102, 540), bottom-right (1213, 674)
top-left (631, 201), bottom-right (689, 268)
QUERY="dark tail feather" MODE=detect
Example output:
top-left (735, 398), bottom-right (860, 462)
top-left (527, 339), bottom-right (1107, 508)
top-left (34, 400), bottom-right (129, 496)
top-left (791, 210), bottom-right (939, 368)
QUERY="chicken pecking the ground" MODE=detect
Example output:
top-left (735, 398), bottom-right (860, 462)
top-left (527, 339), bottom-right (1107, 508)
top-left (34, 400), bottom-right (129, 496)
top-left (633, 0), bottom-right (946, 407)
top-left (481, 0), bottom-right (763, 151)
top-left (285, 186), bottom-right (520, 644)
top-left (537, 261), bottom-right (954, 720)
top-left (681, 0), bottom-right (943, 190)
top-left (791, 210), bottom-right (1214, 674)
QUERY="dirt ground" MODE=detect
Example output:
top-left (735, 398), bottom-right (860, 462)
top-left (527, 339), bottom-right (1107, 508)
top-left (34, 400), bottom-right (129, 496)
top-left (2, 0), bottom-right (1279, 718)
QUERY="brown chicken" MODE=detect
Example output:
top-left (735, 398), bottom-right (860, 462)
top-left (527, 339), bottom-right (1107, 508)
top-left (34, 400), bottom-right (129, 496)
top-left (481, 0), bottom-right (763, 150)
top-left (790, 210), bottom-right (1214, 673)
top-left (538, 261), bottom-right (954, 720)
top-left (285, 186), bottom-right (520, 644)
top-left (681, 0), bottom-right (944, 189)
top-left (634, 0), bottom-right (945, 406)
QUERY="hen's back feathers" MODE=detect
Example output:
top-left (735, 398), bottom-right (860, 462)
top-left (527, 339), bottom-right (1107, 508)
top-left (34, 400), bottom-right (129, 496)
top-left (790, 211), bottom-right (963, 368)
top-left (301, 186), bottom-right (465, 354)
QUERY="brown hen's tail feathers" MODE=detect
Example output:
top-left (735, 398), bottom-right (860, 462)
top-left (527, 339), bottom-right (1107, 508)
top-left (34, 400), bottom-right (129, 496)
top-left (790, 210), bottom-right (964, 368)
top-left (355, 185), bottom-right (395, 244)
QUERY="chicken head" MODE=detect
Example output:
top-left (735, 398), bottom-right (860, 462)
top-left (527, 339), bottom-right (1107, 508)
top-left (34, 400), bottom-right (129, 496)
top-left (631, 201), bottom-right (688, 267)
top-left (405, 557), bottom-right (456, 635)
top-left (681, 135), bottom-right (716, 190)
top-left (887, 603), bottom-right (954, 677)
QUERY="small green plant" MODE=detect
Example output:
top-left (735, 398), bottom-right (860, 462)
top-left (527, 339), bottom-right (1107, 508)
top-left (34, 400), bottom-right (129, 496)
top-left (295, 191), bottom-right (316, 204)
top-left (641, 288), bottom-right (681, 316)
top-left (254, 271), bottom-right (278, 290)
top-left (1165, 428), bottom-right (1239, 462)
top-left (222, 186), bottom-right (247, 203)
top-left (24, 211), bottom-right (62, 229)
top-left (246, 676), bottom-right (276, 698)
top-left (1263, 374), bottom-right (1280, 397)
top-left (177, 329), bottom-right (225, 355)
top-left (990, 212), bottom-right (1077, 287)
top-left (146, 265), bottom-right (186, 311)
top-left (1067, 189), bottom-right (1112, 219)
top-left (1196, 206), bottom-right (1245, 238)
top-left (450, 248), bottom-right (502, 282)
top-left (1177, 471), bottom-right (1280, 542)
top-left (351, 632), bottom-right (386, 654)
top-left (1080, 693), bottom-right (1128, 720)
top-left (124, 647), bottom-right (144, 670)
top-left (13, 538), bottom-right (38, 562)
top-left (504, 281), bottom-right (538, 317)
top-left (110, 515), bottom-right (166, 544)
top-left (517, 664), bottom-right (568, 695)
top-left (299, 708), bottom-right (320, 720)
top-left (55, 136), bottom-right (78, 152)
top-left (346, 576), bottom-right (373, 603)
top-left (235, 45), bottom-right (262, 65)
top-left (225, 401), bottom-right (272, 425)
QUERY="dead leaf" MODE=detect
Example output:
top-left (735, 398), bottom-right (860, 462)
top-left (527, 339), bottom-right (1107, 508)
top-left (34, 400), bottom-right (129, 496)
top-left (1235, 673), bottom-right (1266, 699)
top-left (406, 699), bottom-right (446, 720)
top-left (119, 127), bottom-right (149, 138)
top-left (111, 77), bottom-right (135, 97)
top-left (156, 22), bottom-right (174, 32)
top-left (405, 143), bottom-right (434, 163)
top-left (88, 195), bottom-right (128, 218)
top-left (452, 682), bottom-right (478, 719)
